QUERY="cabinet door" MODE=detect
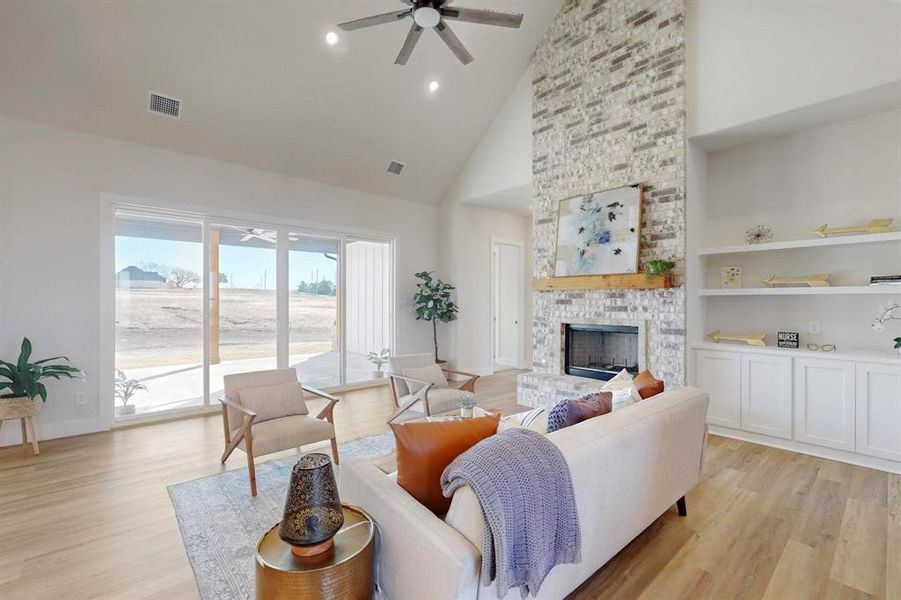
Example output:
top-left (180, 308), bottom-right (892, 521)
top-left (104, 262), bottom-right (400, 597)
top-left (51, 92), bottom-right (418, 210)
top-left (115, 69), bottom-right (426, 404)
top-left (741, 354), bottom-right (793, 439)
top-left (855, 362), bottom-right (901, 461)
top-left (794, 358), bottom-right (855, 451)
top-left (695, 350), bottom-right (741, 428)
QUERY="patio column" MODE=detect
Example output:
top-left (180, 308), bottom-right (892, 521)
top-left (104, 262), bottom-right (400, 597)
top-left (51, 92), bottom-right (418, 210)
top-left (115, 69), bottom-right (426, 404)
top-left (209, 228), bottom-right (221, 365)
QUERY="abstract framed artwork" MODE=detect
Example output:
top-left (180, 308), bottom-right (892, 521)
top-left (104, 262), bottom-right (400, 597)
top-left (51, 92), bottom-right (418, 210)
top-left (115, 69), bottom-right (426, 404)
top-left (554, 184), bottom-right (642, 277)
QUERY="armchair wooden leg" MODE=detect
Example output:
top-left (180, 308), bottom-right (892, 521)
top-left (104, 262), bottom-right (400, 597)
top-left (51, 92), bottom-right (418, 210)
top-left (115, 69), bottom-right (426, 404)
top-left (676, 496), bottom-right (687, 516)
top-left (245, 427), bottom-right (257, 497)
top-left (330, 438), bottom-right (339, 465)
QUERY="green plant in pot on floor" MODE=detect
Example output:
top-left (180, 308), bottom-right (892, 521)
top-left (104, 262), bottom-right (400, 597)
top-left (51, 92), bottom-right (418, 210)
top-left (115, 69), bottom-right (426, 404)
top-left (412, 271), bottom-right (459, 363)
top-left (115, 369), bottom-right (147, 417)
top-left (0, 337), bottom-right (85, 452)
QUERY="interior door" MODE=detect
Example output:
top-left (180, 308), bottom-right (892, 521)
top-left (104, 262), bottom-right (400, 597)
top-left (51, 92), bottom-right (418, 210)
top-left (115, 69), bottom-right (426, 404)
top-left (493, 242), bottom-right (523, 371)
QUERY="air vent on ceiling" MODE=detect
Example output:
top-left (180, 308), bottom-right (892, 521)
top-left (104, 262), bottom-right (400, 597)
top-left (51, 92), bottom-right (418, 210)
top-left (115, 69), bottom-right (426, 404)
top-left (148, 92), bottom-right (181, 119)
top-left (386, 161), bottom-right (405, 175)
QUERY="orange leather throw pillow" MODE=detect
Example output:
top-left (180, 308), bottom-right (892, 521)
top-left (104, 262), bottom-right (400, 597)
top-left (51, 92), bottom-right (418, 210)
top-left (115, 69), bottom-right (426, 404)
top-left (633, 370), bottom-right (665, 399)
top-left (390, 414), bottom-right (500, 515)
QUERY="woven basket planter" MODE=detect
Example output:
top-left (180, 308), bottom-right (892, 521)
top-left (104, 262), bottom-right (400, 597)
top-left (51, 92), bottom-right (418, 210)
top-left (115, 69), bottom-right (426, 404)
top-left (0, 396), bottom-right (42, 419)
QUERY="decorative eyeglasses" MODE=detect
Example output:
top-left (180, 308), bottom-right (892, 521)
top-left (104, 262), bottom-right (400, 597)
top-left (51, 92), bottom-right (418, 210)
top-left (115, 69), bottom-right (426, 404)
top-left (806, 343), bottom-right (836, 352)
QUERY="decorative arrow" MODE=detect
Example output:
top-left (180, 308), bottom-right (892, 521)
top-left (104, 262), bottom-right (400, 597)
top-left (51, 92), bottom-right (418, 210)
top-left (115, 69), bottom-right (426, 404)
top-left (812, 219), bottom-right (892, 238)
top-left (762, 273), bottom-right (831, 288)
top-left (707, 329), bottom-right (766, 347)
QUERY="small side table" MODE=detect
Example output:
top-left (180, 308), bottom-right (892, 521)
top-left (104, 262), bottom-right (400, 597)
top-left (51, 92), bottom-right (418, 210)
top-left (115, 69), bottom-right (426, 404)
top-left (256, 504), bottom-right (375, 600)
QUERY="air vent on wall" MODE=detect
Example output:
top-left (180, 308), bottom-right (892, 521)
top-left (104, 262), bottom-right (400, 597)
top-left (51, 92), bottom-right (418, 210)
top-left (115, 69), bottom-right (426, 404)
top-left (148, 92), bottom-right (181, 119)
top-left (386, 161), bottom-right (405, 175)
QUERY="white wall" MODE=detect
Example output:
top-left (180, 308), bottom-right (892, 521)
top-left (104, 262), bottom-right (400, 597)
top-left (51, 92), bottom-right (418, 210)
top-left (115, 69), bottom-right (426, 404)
top-left (687, 0), bottom-right (901, 136)
top-left (0, 116), bottom-right (439, 445)
top-left (442, 67), bottom-right (532, 208)
top-left (438, 66), bottom-right (534, 374)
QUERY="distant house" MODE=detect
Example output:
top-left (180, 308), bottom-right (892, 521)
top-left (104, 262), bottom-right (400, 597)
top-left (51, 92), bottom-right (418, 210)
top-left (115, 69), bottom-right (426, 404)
top-left (116, 266), bottom-right (166, 289)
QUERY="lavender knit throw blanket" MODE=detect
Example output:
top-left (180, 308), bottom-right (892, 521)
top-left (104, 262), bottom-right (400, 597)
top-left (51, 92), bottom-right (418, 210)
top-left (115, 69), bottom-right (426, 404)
top-left (440, 428), bottom-right (581, 598)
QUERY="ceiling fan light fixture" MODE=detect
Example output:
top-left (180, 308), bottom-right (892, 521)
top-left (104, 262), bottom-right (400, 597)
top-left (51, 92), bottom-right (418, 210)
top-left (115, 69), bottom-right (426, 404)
top-left (413, 6), bottom-right (440, 28)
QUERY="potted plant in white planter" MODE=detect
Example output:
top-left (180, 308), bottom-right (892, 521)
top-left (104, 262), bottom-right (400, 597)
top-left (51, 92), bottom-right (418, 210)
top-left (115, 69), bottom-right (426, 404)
top-left (0, 337), bottom-right (85, 454)
top-left (367, 348), bottom-right (390, 379)
top-left (458, 392), bottom-right (476, 418)
top-left (115, 369), bottom-right (146, 417)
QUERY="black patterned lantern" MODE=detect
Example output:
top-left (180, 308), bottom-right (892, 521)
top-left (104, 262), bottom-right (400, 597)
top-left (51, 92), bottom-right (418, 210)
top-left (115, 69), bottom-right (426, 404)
top-left (278, 453), bottom-right (344, 558)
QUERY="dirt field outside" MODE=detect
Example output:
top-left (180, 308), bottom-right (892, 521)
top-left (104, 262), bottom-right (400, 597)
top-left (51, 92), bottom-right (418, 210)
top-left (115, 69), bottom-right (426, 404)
top-left (115, 288), bottom-right (337, 369)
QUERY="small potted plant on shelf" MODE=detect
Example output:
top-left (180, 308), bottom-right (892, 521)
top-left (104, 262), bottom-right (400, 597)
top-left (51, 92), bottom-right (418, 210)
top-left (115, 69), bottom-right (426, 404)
top-left (458, 392), bottom-right (477, 418)
top-left (115, 369), bottom-right (146, 417)
top-left (0, 338), bottom-right (85, 449)
top-left (644, 259), bottom-right (675, 279)
top-left (367, 348), bottom-right (390, 379)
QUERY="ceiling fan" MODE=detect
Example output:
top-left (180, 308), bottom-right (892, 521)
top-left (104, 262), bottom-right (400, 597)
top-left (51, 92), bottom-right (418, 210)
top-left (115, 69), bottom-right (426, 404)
top-left (338, 1), bottom-right (524, 66)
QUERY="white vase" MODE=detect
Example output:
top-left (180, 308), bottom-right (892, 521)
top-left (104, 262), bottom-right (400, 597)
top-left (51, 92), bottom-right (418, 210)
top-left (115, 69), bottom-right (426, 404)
top-left (460, 407), bottom-right (473, 418)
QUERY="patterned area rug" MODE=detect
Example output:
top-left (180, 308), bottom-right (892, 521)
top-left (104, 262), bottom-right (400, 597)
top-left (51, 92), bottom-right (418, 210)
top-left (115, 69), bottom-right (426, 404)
top-left (168, 433), bottom-right (395, 600)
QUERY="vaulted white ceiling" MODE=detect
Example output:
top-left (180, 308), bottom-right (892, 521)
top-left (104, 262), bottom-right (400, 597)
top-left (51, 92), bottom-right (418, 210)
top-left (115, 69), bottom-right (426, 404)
top-left (0, 1), bottom-right (560, 205)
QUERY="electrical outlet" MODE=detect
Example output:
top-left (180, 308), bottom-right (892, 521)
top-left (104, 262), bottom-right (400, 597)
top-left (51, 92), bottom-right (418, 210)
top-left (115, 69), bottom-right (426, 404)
top-left (808, 321), bottom-right (822, 335)
top-left (75, 391), bottom-right (86, 405)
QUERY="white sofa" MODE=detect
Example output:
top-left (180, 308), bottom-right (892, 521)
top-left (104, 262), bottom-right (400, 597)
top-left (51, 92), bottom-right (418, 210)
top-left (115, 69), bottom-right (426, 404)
top-left (340, 386), bottom-right (709, 600)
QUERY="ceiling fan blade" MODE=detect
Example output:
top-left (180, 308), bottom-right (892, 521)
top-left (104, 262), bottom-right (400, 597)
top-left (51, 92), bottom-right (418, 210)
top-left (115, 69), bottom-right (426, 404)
top-left (435, 20), bottom-right (473, 65)
top-left (395, 23), bottom-right (424, 65)
top-left (441, 7), bottom-right (523, 28)
top-left (338, 9), bottom-right (411, 31)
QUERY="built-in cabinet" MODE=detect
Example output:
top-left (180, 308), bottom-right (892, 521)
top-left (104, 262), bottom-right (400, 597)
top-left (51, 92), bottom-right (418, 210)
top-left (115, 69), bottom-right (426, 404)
top-left (855, 362), bottom-right (901, 462)
top-left (794, 358), bottom-right (855, 451)
top-left (694, 345), bottom-right (901, 470)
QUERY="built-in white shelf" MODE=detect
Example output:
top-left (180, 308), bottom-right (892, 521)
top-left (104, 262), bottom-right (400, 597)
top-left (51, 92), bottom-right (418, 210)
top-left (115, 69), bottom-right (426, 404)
top-left (692, 342), bottom-right (900, 366)
top-left (698, 231), bottom-right (901, 257)
top-left (699, 286), bottom-right (900, 297)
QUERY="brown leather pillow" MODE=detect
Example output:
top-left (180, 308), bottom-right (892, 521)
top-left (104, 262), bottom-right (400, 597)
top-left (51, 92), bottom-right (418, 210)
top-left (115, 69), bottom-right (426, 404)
top-left (390, 415), bottom-right (500, 515)
top-left (633, 370), bottom-right (665, 399)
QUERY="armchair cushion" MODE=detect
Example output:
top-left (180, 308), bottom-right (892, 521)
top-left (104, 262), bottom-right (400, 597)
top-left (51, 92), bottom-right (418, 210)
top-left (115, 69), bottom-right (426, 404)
top-left (238, 381), bottom-right (308, 422)
top-left (403, 364), bottom-right (449, 394)
top-left (236, 415), bottom-right (334, 456)
top-left (399, 388), bottom-right (469, 417)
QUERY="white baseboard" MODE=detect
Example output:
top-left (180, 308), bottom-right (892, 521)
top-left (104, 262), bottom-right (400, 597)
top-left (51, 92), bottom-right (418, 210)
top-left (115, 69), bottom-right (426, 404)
top-left (708, 425), bottom-right (901, 475)
top-left (0, 415), bottom-right (108, 448)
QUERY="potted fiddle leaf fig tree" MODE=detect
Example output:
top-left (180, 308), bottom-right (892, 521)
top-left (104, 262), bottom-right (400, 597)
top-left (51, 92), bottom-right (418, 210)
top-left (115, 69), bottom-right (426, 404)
top-left (0, 337), bottom-right (85, 435)
top-left (412, 271), bottom-right (459, 363)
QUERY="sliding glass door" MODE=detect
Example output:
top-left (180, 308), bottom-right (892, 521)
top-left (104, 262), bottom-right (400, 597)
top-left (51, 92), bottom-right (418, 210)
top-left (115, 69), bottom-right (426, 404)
top-left (288, 233), bottom-right (341, 388)
top-left (112, 207), bottom-right (393, 421)
top-left (114, 213), bottom-right (204, 417)
top-left (208, 224), bottom-right (278, 404)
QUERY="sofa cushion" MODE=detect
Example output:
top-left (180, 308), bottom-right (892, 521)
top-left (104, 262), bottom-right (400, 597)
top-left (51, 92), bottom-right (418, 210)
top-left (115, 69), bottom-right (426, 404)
top-left (238, 381), bottom-right (308, 422)
top-left (404, 364), bottom-right (449, 394)
top-left (601, 369), bottom-right (642, 409)
top-left (390, 414), bottom-right (500, 515)
top-left (546, 392), bottom-right (613, 433)
top-left (633, 370), bottom-right (665, 399)
top-left (497, 407), bottom-right (548, 434)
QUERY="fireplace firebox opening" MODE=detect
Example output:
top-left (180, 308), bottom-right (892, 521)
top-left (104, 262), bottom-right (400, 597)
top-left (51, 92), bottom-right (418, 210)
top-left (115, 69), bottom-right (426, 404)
top-left (564, 324), bottom-right (639, 381)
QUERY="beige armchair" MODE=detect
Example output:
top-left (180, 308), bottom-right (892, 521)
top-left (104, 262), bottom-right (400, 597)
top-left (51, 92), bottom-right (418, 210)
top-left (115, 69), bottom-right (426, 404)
top-left (220, 368), bottom-right (339, 496)
top-left (386, 353), bottom-right (479, 424)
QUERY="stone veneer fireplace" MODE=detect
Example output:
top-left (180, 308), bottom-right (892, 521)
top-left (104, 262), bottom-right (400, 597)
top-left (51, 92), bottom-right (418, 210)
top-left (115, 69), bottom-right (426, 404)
top-left (518, 0), bottom-right (687, 411)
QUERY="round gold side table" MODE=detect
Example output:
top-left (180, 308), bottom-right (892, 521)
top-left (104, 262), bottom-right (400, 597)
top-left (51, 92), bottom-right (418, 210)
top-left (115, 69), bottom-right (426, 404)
top-left (256, 504), bottom-right (375, 600)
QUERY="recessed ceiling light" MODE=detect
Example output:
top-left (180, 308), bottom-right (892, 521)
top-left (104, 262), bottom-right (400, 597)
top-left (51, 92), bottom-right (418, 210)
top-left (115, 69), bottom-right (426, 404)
top-left (428, 80), bottom-right (440, 93)
top-left (325, 31), bottom-right (338, 46)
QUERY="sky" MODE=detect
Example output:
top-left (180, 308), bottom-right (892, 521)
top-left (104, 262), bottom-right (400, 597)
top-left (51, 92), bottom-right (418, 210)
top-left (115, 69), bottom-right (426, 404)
top-left (115, 236), bottom-right (336, 290)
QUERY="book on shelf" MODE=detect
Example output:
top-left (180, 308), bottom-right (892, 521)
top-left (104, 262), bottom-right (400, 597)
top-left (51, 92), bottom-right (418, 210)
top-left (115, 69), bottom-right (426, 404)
top-left (869, 275), bottom-right (901, 286)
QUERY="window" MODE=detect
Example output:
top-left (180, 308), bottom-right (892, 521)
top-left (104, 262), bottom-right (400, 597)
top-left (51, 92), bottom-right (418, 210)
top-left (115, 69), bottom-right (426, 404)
top-left (114, 213), bottom-right (204, 416)
top-left (110, 206), bottom-right (394, 421)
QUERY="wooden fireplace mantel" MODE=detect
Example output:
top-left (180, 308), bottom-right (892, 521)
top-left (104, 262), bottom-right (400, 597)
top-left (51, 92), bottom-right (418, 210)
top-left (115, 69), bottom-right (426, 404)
top-left (532, 273), bottom-right (673, 291)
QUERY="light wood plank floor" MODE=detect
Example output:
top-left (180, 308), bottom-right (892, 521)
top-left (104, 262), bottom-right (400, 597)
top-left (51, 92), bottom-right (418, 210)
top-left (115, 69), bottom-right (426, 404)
top-left (0, 371), bottom-right (897, 599)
